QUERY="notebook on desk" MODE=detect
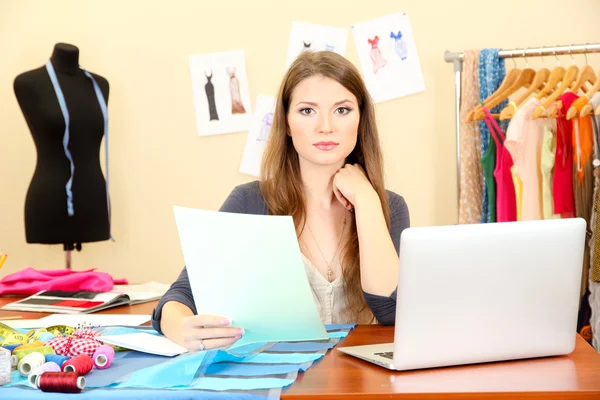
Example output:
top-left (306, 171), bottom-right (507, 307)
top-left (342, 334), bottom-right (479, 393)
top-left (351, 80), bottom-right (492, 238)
top-left (0, 286), bottom-right (165, 314)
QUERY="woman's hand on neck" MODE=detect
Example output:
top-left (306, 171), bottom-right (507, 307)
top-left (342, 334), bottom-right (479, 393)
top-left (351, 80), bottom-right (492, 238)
top-left (300, 158), bottom-right (345, 211)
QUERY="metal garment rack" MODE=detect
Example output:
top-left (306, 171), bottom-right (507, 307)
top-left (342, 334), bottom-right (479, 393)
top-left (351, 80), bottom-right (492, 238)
top-left (444, 43), bottom-right (600, 217)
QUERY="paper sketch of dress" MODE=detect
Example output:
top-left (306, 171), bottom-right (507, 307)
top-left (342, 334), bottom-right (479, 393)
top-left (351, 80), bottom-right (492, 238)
top-left (368, 36), bottom-right (387, 74)
top-left (204, 70), bottom-right (219, 121)
top-left (302, 41), bottom-right (312, 52)
top-left (390, 31), bottom-right (408, 60)
top-left (256, 112), bottom-right (274, 142)
top-left (227, 66), bottom-right (246, 114)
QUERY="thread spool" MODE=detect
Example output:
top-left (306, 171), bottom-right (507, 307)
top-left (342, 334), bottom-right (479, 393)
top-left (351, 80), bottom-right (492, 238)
top-left (45, 354), bottom-right (69, 368)
top-left (62, 354), bottom-right (93, 375)
top-left (11, 346), bottom-right (55, 366)
top-left (92, 345), bottom-right (114, 369)
top-left (38, 332), bottom-right (56, 343)
top-left (27, 362), bottom-right (61, 387)
top-left (17, 351), bottom-right (45, 377)
top-left (14, 341), bottom-right (45, 351)
top-left (37, 372), bottom-right (85, 393)
top-left (1, 344), bottom-right (19, 353)
top-left (0, 347), bottom-right (11, 385)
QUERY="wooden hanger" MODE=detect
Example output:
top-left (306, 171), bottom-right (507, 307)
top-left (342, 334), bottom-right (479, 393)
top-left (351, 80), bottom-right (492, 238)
top-left (579, 66), bottom-right (600, 117)
top-left (466, 66), bottom-right (521, 122)
top-left (532, 64), bottom-right (579, 119)
top-left (566, 65), bottom-right (597, 119)
top-left (473, 68), bottom-right (536, 120)
top-left (499, 67), bottom-right (550, 120)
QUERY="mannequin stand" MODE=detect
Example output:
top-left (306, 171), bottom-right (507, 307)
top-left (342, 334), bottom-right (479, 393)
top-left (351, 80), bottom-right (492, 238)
top-left (63, 242), bottom-right (82, 270)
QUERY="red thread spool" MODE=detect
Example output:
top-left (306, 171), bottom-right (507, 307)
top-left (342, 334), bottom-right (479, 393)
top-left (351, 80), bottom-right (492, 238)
top-left (62, 354), bottom-right (93, 375)
top-left (37, 372), bottom-right (85, 393)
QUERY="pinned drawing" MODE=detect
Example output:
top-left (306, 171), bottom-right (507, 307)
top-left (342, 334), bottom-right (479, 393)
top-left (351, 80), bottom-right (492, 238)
top-left (204, 70), bottom-right (219, 121)
top-left (227, 66), bottom-right (246, 114)
top-left (240, 95), bottom-right (276, 177)
top-left (390, 31), bottom-right (408, 60)
top-left (368, 36), bottom-right (387, 74)
top-left (189, 49), bottom-right (252, 136)
top-left (285, 22), bottom-right (349, 69)
top-left (352, 12), bottom-right (425, 103)
top-left (257, 112), bottom-right (274, 142)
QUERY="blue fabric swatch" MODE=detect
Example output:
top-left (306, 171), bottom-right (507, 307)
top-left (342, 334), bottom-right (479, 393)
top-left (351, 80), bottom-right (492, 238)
top-left (206, 362), bottom-right (311, 376)
top-left (267, 341), bottom-right (335, 352)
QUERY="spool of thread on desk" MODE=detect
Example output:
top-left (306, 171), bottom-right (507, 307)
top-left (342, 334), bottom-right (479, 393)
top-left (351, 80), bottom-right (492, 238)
top-left (14, 341), bottom-right (45, 352)
top-left (1, 344), bottom-right (19, 353)
top-left (27, 362), bottom-right (61, 388)
top-left (93, 345), bottom-right (114, 369)
top-left (18, 351), bottom-right (45, 376)
top-left (12, 346), bottom-right (55, 366)
top-left (45, 354), bottom-right (69, 369)
top-left (0, 347), bottom-right (11, 385)
top-left (62, 354), bottom-right (93, 375)
top-left (37, 332), bottom-right (56, 343)
top-left (37, 372), bottom-right (85, 393)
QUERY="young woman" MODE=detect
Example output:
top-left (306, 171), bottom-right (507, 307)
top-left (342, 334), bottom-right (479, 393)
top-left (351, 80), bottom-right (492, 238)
top-left (152, 51), bottom-right (410, 352)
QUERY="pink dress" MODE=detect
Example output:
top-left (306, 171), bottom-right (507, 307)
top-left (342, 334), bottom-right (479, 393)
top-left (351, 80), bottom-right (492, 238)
top-left (482, 106), bottom-right (517, 222)
top-left (368, 36), bottom-right (387, 74)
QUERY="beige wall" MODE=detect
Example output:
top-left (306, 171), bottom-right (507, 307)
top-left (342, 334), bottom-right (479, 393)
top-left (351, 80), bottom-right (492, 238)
top-left (1, 0), bottom-right (599, 284)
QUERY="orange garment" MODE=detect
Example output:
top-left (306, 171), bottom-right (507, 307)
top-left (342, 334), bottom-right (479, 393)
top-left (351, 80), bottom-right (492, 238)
top-left (572, 96), bottom-right (594, 184)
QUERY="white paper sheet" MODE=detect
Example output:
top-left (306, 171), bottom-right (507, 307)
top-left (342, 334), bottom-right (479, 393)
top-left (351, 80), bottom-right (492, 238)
top-left (285, 21), bottom-right (349, 69)
top-left (352, 12), bottom-right (425, 102)
top-left (173, 206), bottom-right (328, 349)
top-left (239, 94), bottom-right (276, 177)
top-left (189, 49), bottom-right (253, 136)
top-left (97, 333), bottom-right (187, 357)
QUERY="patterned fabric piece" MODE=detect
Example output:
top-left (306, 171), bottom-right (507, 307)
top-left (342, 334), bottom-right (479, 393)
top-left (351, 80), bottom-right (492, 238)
top-left (45, 335), bottom-right (101, 357)
top-left (478, 49), bottom-right (509, 222)
top-left (458, 50), bottom-right (483, 224)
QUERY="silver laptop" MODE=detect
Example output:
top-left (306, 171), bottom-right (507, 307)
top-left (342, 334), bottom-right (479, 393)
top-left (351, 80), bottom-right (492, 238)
top-left (337, 218), bottom-right (586, 370)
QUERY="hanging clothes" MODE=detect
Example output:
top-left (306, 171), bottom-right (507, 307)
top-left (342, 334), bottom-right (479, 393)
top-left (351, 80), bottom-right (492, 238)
top-left (589, 92), bottom-right (600, 352)
top-left (504, 98), bottom-right (545, 221)
top-left (541, 119), bottom-right (560, 219)
top-left (478, 49), bottom-right (509, 223)
top-left (458, 50), bottom-right (483, 225)
top-left (482, 106), bottom-right (516, 222)
top-left (511, 167), bottom-right (523, 221)
top-left (553, 92), bottom-right (578, 218)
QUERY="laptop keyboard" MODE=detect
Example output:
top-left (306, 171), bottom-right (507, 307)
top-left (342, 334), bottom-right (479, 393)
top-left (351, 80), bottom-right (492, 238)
top-left (374, 351), bottom-right (394, 360)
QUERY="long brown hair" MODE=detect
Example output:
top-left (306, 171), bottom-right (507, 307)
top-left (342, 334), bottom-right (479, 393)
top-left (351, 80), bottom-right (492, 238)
top-left (260, 51), bottom-right (390, 323)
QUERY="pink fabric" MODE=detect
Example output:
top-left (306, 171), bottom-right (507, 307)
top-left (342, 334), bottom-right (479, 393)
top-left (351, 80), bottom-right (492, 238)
top-left (0, 268), bottom-right (127, 295)
top-left (482, 106), bottom-right (517, 222)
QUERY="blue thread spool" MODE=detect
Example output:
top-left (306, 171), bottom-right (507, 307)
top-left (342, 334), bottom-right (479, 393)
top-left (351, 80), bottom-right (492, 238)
top-left (38, 332), bottom-right (55, 343)
top-left (45, 354), bottom-right (69, 368)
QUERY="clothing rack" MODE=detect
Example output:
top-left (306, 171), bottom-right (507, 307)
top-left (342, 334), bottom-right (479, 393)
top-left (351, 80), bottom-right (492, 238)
top-left (444, 43), bottom-right (600, 217)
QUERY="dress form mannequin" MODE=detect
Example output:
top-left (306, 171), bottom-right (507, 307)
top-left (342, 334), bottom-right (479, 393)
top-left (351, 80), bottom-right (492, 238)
top-left (13, 43), bottom-right (112, 269)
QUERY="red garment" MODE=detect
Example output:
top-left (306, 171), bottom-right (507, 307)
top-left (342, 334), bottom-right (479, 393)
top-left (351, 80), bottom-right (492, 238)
top-left (0, 268), bottom-right (127, 295)
top-left (482, 107), bottom-right (517, 222)
top-left (553, 92), bottom-right (579, 217)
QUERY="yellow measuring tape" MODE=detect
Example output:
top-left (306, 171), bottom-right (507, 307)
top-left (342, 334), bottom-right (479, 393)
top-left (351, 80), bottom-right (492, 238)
top-left (0, 323), bottom-right (30, 346)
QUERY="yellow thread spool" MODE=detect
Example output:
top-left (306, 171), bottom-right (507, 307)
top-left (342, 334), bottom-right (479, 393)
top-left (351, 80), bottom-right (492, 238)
top-left (11, 346), bottom-right (55, 367)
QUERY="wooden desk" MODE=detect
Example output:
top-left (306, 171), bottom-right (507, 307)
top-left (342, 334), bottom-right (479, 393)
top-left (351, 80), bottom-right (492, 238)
top-left (2, 298), bottom-right (600, 399)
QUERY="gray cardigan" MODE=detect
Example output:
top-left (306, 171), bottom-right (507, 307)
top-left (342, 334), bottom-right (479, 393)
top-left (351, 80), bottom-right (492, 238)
top-left (151, 181), bottom-right (410, 332)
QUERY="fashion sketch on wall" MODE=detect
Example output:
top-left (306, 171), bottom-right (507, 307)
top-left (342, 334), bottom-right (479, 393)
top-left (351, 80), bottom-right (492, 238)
top-left (285, 21), bottom-right (349, 69)
top-left (240, 95), bottom-right (276, 177)
top-left (204, 70), bottom-right (219, 121)
top-left (189, 49), bottom-right (252, 136)
top-left (352, 12), bottom-right (425, 103)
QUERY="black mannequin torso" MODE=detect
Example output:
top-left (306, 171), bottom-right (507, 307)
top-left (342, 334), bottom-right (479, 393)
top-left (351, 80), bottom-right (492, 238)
top-left (14, 43), bottom-right (111, 246)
